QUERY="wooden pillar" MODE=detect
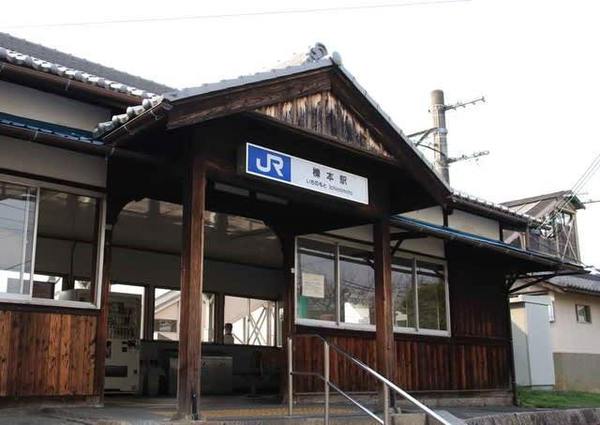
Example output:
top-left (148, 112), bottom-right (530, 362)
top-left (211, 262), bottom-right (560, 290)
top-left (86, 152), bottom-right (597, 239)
top-left (278, 231), bottom-right (296, 401)
top-left (93, 224), bottom-right (113, 402)
top-left (93, 193), bottom-right (128, 402)
top-left (177, 144), bottom-right (207, 419)
top-left (374, 218), bottom-right (395, 407)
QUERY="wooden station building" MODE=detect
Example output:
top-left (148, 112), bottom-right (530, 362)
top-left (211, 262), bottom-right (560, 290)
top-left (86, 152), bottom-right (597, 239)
top-left (0, 36), bottom-right (583, 417)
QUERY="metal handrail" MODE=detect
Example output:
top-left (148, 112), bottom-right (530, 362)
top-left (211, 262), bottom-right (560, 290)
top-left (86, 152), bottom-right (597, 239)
top-left (288, 334), bottom-right (453, 425)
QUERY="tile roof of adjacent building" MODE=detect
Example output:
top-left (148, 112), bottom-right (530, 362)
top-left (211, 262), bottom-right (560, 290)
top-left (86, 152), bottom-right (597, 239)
top-left (451, 189), bottom-right (543, 225)
top-left (0, 32), bottom-right (174, 98)
top-left (501, 190), bottom-right (586, 211)
top-left (546, 272), bottom-right (600, 295)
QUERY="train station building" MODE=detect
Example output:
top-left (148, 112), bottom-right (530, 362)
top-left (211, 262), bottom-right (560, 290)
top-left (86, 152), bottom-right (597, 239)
top-left (0, 34), bottom-right (583, 419)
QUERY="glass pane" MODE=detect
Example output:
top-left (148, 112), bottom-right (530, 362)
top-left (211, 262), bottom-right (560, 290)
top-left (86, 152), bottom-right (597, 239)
top-left (202, 293), bottom-right (215, 343)
top-left (153, 289), bottom-right (214, 341)
top-left (110, 284), bottom-right (145, 339)
top-left (340, 246), bottom-right (375, 325)
top-left (417, 261), bottom-right (447, 331)
top-left (296, 239), bottom-right (336, 322)
top-left (34, 190), bottom-right (99, 303)
top-left (154, 289), bottom-right (181, 341)
top-left (224, 296), bottom-right (277, 346)
top-left (0, 182), bottom-right (36, 296)
top-left (392, 257), bottom-right (416, 329)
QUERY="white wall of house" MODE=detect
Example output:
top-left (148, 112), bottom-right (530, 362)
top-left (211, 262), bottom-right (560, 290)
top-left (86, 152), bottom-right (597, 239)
top-left (550, 292), bottom-right (600, 354)
top-left (0, 135), bottom-right (107, 188)
top-left (0, 80), bottom-right (111, 131)
top-left (448, 209), bottom-right (501, 240)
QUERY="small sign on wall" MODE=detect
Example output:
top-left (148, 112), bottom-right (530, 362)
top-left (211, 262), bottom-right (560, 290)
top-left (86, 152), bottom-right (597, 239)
top-left (301, 273), bottom-right (325, 299)
top-left (243, 143), bottom-right (369, 204)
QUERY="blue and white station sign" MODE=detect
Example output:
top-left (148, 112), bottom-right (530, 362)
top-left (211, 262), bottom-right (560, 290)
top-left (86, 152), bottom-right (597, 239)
top-left (244, 143), bottom-right (369, 205)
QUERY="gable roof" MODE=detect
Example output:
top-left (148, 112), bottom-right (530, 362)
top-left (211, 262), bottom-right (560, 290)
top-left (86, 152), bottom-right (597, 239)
top-left (0, 32), bottom-right (174, 99)
top-left (94, 44), bottom-right (453, 205)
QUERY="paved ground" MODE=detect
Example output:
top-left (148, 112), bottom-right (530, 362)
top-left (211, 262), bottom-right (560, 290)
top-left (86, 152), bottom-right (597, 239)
top-left (0, 395), bottom-right (555, 424)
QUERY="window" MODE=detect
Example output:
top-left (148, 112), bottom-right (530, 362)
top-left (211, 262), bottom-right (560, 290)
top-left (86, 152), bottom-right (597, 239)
top-left (417, 261), bottom-right (447, 331)
top-left (295, 237), bottom-right (449, 335)
top-left (393, 258), bottom-right (448, 334)
top-left (340, 246), bottom-right (375, 325)
top-left (0, 182), bottom-right (37, 299)
top-left (153, 289), bottom-right (215, 342)
top-left (576, 304), bottom-right (591, 324)
top-left (392, 257), bottom-right (416, 328)
top-left (296, 239), bottom-right (336, 323)
top-left (223, 296), bottom-right (279, 346)
top-left (0, 178), bottom-right (104, 308)
top-left (110, 284), bottom-right (145, 339)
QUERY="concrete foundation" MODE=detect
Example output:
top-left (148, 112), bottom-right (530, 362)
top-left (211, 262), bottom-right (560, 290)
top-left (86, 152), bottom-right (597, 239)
top-left (554, 352), bottom-right (600, 393)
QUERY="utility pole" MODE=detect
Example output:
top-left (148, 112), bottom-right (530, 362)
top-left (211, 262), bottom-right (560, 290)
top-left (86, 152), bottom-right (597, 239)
top-left (427, 89), bottom-right (487, 183)
top-left (430, 90), bottom-right (449, 182)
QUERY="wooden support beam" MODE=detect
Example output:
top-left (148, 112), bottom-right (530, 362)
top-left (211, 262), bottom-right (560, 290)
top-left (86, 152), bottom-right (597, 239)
top-left (93, 225), bottom-right (112, 401)
top-left (177, 143), bottom-right (207, 420)
top-left (276, 231), bottom-right (296, 401)
top-left (374, 218), bottom-right (395, 410)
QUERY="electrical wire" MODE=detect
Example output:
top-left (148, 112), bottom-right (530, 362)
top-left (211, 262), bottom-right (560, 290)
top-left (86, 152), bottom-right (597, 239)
top-left (537, 152), bottom-right (600, 229)
top-left (2, 0), bottom-right (470, 29)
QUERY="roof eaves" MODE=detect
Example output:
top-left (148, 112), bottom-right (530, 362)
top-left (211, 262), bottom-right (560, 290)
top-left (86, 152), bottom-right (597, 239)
top-left (391, 215), bottom-right (584, 271)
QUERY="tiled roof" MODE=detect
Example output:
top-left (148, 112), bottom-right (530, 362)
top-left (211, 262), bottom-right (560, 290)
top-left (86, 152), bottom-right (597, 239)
top-left (91, 43), bottom-right (453, 199)
top-left (547, 272), bottom-right (600, 295)
top-left (451, 189), bottom-right (542, 224)
top-left (0, 32), bottom-right (174, 99)
top-left (93, 95), bottom-right (163, 137)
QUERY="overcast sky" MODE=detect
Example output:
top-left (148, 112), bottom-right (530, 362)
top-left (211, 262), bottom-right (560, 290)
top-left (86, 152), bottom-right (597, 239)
top-left (3, 0), bottom-right (599, 266)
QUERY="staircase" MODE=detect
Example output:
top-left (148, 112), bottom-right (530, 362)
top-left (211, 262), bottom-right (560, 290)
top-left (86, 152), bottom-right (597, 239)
top-left (285, 334), bottom-right (456, 425)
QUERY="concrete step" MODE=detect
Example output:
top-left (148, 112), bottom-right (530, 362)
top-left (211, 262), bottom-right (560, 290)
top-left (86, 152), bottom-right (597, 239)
top-left (203, 412), bottom-right (427, 425)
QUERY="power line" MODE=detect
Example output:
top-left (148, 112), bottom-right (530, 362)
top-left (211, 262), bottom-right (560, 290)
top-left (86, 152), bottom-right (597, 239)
top-left (2, 0), bottom-right (470, 29)
top-left (537, 152), bottom-right (600, 229)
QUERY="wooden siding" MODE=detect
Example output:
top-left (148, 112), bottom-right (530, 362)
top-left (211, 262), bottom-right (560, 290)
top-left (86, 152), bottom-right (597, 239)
top-left (293, 262), bottom-right (512, 394)
top-left (256, 91), bottom-right (393, 159)
top-left (0, 310), bottom-right (97, 397)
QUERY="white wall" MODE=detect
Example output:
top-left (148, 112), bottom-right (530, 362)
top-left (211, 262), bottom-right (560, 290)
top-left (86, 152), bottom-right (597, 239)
top-left (326, 224), bottom-right (445, 258)
top-left (400, 206), bottom-right (444, 226)
top-left (550, 292), bottom-right (600, 354)
top-left (0, 135), bottom-right (107, 188)
top-left (0, 80), bottom-right (111, 131)
top-left (510, 295), bottom-right (556, 388)
top-left (448, 209), bottom-right (501, 240)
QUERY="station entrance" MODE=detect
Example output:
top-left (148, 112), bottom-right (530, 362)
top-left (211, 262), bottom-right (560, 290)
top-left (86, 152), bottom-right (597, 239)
top-left (105, 201), bottom-right (286, 399)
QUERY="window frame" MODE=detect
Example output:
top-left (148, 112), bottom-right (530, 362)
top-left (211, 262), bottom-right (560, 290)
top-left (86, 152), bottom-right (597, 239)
top-left (0, 173), bottom-right (106, 310)
top-left (151, 286), bottom-right (217, 343)
top-left (576, 304), bottom-right (592, 324)
top-left (294, 235), bottom-right (451, 337)
top-left (223, 294), bottom-right (280, 347)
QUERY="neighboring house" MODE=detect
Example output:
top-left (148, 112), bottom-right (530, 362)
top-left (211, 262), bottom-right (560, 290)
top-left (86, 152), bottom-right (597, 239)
top-left (505, 191), bottom-right (600, 392)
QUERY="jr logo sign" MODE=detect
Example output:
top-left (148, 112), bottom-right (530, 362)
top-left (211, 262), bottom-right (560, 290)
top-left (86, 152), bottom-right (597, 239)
top-left (246, 144), bottom-right (291, 182)
top-left (243, 142), bottom-right (369, 204)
